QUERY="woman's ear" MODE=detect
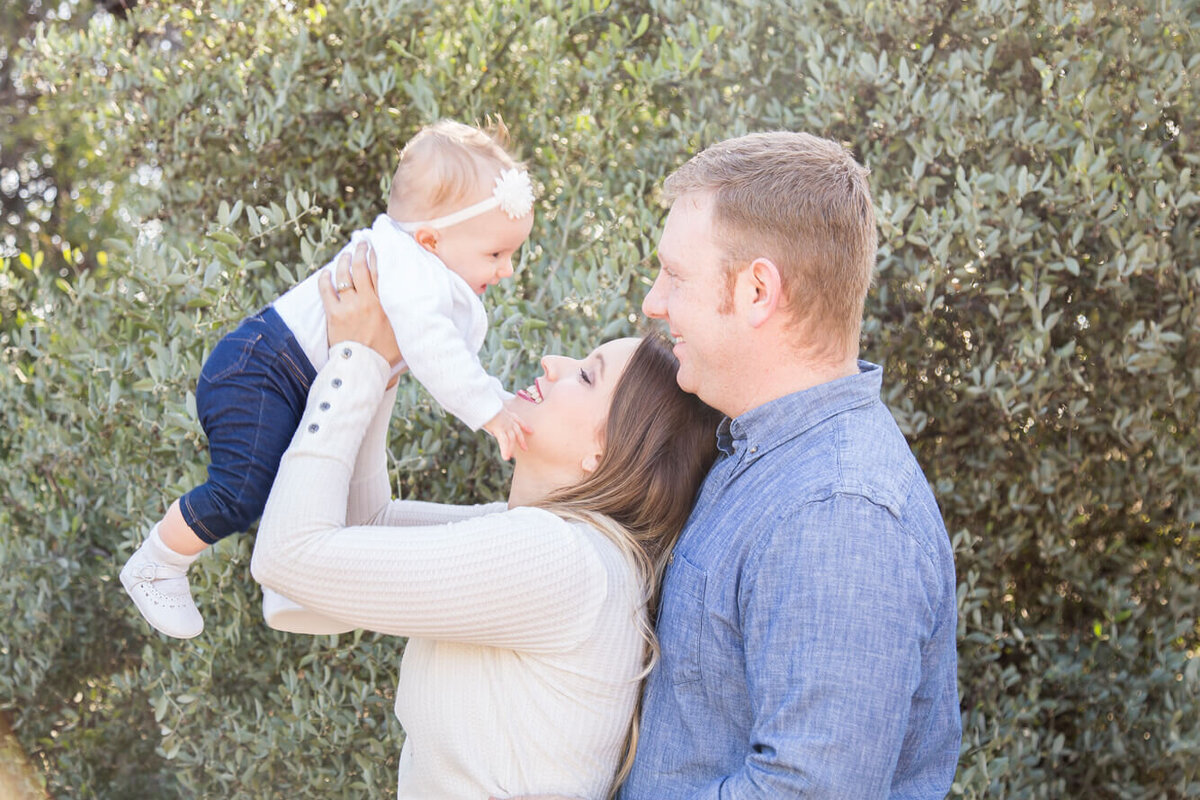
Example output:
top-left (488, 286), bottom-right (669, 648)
top-left (413, 226), bottom-right (439, 253)
top-left (581, 450), bottom-right (602, 474)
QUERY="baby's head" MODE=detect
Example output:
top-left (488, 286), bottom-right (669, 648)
top-left (388, 119), bottom-right (534, 295)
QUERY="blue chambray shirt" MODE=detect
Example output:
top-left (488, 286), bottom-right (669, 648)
top-left (620, 361), bottom-right (960, 799)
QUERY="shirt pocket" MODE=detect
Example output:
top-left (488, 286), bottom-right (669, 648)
top-left (658, 553), bottom-right (706, 685)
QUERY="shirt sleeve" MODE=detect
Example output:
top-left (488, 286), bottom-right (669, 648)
top-left (368, 224), bottom-right (506, 431)
top-left (693, 495), bottom-right (944, 798)
top-left (250, 342), bottom-right (607, 653)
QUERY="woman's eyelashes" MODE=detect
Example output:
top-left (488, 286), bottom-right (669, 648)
top-left (578, 367), bottom-right (593, 386)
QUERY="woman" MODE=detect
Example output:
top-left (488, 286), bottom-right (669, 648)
top-left (250, 244), bottom-right (721, 799)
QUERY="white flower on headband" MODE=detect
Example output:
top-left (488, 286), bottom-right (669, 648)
top-left (494, 168), bottom-right (534, 219)
top-left (396, 167), bottom-right (535, 232)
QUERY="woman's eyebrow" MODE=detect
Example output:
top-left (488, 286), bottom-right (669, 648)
top-left (594, 353), bottom-right (606, 379)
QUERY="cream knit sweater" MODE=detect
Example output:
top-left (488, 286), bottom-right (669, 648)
top-left (251, 342), bottom-right (645, 799)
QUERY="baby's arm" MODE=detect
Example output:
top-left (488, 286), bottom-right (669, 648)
top-left (368, 229), bottom-right (523, 441)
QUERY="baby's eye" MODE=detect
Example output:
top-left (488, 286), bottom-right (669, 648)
top-left (578, 368), bottom-right (593, 386)
top-left (490, 252), bottom-right (502, 259)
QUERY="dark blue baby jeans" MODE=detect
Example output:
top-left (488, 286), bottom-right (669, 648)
top-left (179, 306), bottom-right (316, 544)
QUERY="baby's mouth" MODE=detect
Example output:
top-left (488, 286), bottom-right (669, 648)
top-left (516, 379), bottom-right (544, 404)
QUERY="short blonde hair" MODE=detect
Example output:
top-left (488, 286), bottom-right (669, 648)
top-left (387, 118), bottom-right (521, 221)
top-left (663, 131), bottom-right (877, 359)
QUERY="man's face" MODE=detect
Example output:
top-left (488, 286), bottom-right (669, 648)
top-left (642, 192), bottom-right (740, 413)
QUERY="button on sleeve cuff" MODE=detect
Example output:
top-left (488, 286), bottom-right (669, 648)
top-left (285, 341), bottom-right (393, 468)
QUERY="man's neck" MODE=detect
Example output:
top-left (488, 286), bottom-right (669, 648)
top-left (720, 353), bottom-right (859, 419)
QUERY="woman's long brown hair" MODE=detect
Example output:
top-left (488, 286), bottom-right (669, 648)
top-left (538, 332), bottom-right (722, 794)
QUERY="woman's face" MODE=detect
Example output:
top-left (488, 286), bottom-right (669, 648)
top-left (508, 337), bottom-right (640, 478)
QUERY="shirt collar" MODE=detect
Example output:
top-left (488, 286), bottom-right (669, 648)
top-left (715, 361), bottom-right (884, 458)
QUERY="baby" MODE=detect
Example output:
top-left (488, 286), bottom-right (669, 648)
top-left (120, 119), bottom-right (535, 639)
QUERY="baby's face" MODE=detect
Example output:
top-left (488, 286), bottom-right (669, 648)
top-left (433, 206), bottom-right (534, 296)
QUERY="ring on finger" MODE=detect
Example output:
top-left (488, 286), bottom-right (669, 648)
top-left (336, 281), bottom-right (353, 292)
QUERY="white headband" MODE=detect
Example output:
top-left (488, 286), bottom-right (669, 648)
top-left (396, 167), bottom-right (534, 232)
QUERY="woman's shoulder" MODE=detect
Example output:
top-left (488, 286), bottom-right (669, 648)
top-left (561, 516), bottom-right (641, 596)
top-left (497, 507), bottom-right (637, 589)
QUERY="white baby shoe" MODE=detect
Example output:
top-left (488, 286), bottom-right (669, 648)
top-left (262, 587), bottom-right (355, 635)
top-left (119, 524), bottom-right (204, 639)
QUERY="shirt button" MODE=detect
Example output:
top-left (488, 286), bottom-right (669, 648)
top-left (749, 446), bottom-right (758, 454)
top-left (341, 347), bottom-right (353, 359)
top-left (307, 423), bottom-right (319, 433)
top-left (319, 402), bottom-right (330, 411)
top-left (332, 378), bottom-right (342, 388)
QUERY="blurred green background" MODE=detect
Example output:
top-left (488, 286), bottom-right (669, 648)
top-left (1, 0), bottom-right (1197, 796)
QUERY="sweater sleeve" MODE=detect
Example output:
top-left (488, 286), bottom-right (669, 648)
top-left (344, 382), bottom-right (396, 527)
top-left (250, 342), bottom-right (606, 653)
top-left (343, 384), bottom-right (508, 527)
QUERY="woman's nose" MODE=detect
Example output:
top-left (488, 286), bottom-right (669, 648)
top-left (540, 354), bottom-right (571, 381)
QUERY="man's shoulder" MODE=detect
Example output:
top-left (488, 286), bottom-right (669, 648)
top-left (738, 406), bottom-right (947, 550)
top-left (748, 400), bottom-right (917, 497)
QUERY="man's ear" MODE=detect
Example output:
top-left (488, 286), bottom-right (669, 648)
top-left (741, 257), bottom-right (784, 328)
top-left (413, 226), bottom-right (439, 253)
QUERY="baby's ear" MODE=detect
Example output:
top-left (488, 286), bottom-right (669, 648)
top-left (413, 227), bottom-right (439, 253)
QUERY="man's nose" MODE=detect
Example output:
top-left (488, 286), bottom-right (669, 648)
top-left (642, 271), bottom-right (668, 319)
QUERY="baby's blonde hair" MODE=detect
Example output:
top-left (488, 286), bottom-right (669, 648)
top-left (387, 118), bottom-right (521, 222)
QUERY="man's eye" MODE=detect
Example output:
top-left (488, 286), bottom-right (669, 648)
top-left (579, 368), bottom-right (592, 386)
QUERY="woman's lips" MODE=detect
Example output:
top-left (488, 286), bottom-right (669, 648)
top-left (516, 378), bottom-right (544, 404)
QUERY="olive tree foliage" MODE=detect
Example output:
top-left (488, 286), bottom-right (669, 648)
top-left (1, 0), bottom-right (1196, 797)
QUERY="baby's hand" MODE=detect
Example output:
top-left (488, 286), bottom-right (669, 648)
top-left (483, 408), bottom-right (532, 461)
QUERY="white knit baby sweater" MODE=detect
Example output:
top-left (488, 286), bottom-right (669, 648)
top-left (271, 214), bottom-right (509, 431)
top-left (251, 342), bottom-right (645, 799)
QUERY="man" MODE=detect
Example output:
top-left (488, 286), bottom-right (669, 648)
top-left (619, 132), bottom-right (961, 797)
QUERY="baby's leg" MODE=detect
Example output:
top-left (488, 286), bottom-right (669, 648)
top-left (159, 500), bottom-right (208, 555)
top-left (119, 500), bottom-right (207, 639)
top-left (120, 307), bottom-right (314, 639)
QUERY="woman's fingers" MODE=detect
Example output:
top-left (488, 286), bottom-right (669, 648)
top-left (353, 241), bottom-right (379, 298)
top-left (334, 246), bottom-right (358, 293)
top-left (318, 269), bottom-right (337, 306)
top-left (318, 270), bottom-right (348, 347)
top-left (364, 239), bottom-right (377, 277)
top-left (319, 241), bottom-right (402, 368)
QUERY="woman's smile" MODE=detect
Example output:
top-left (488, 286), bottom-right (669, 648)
top-left (516, 378), bottom-right (544, 404)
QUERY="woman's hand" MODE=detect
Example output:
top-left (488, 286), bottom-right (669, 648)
top-left (319, 241), bottom-right (404, 384)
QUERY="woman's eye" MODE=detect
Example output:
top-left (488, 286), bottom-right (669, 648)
top-left (578, 368), bottom-right (592, 386)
